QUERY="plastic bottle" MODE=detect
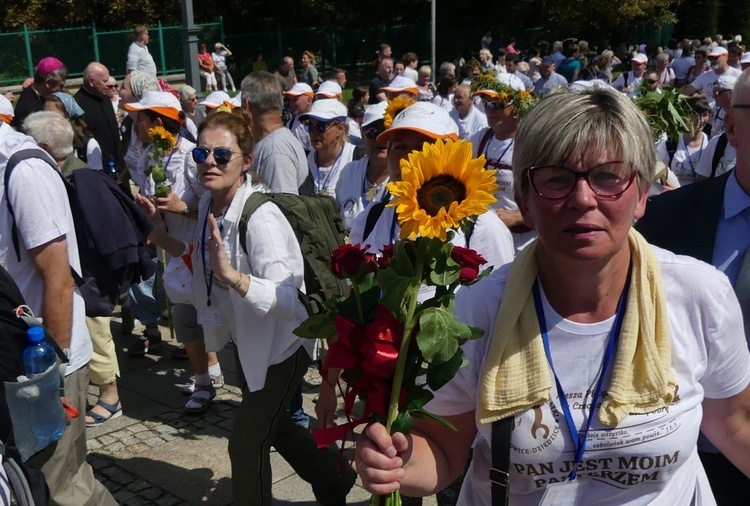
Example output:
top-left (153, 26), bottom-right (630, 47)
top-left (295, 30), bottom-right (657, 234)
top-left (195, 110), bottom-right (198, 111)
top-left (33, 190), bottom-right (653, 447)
top-left (106, 161), bottom-right (117, 180)
top-left (22, 327), bottom-right (65, 443)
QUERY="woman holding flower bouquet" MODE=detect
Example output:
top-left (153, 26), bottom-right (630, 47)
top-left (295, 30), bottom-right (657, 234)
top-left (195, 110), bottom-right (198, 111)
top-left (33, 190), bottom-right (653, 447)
top-left (355, 88), bottom-right (750, 504)
top-left (137, 110), bottom-right (356, 505)
top-left (125, 91), bottom-right (226, 413)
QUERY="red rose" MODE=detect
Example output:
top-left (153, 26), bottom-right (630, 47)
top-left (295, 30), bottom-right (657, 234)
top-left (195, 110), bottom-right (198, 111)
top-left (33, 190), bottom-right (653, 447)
top-left (361, 305), bottom-right (404, 379)
top-left (330, 244), bottom-right (369, 279)
top-left (451, 246), bottom-right (488, 282)
top-left (379, 244), bottom-right (395, 269)
top-left (363, 253), bottom-right (379, 275)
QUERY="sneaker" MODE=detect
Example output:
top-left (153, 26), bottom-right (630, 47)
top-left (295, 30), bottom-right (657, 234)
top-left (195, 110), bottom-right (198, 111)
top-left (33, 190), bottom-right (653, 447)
top-left (127, 331), bottom-right (162, 356)
top-left (181, 373), bottom-right (225, 394)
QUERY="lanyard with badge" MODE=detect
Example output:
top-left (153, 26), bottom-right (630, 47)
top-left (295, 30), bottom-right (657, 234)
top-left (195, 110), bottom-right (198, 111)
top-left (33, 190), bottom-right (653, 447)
top-left (531, 270), bottom-right (630, 504)
top-left (483, 137), bottom-right (514, 170)
top-left (198, 202), bottom-right (224, 326)
top-left (315, 146), bottom-right (345, 195)
top-left (362, 162), bottom-right (382, 207)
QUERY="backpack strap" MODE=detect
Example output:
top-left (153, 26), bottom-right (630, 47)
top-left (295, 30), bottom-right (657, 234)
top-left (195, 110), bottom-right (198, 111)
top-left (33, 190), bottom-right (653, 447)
top-left (4, 149), bottom-right (84, 286)
top-left (363, 201), bottom-right (387, 242)
top-left (490, 416), bottom-right (513, 506)
top-left (666, 136), bottom-right (678, 167)
top-left (477, 128), bottom-right (494, 159)
top-left (238, 192), bottom-right (273, 255)
top-left (710, 133), bottom-right (728, 179)
top-left (465, 219), bottom-right (476, 248)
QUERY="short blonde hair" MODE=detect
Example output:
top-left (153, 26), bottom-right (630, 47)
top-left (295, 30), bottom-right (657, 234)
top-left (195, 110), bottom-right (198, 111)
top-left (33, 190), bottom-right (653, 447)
top-left (513, 88), bottom-right (655, 195)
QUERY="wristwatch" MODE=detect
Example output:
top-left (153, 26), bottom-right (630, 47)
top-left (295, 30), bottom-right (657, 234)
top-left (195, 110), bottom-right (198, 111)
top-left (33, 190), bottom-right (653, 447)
top-left (182, 203), bottom-right (190, 215)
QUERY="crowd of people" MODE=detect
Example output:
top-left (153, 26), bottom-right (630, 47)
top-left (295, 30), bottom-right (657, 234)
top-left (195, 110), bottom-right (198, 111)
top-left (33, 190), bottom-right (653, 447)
top-left (1, 23), bottom-right (750, 506)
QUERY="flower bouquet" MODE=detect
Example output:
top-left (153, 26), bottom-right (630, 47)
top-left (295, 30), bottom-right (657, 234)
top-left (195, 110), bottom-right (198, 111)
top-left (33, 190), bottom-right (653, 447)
top-left (295, 139), bottom-right (498, 505)
top-left (146, 126), bottom-right (177, 197)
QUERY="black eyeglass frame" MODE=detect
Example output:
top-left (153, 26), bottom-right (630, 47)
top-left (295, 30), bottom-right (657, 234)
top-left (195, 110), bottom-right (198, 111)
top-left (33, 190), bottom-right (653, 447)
top-left (192, 146), bottom-right (242, 165)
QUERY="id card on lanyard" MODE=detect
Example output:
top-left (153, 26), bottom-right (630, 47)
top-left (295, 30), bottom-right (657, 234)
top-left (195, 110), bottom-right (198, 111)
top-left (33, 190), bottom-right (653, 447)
top-left (531, 268), bottom-right (630, 495)
top-left (199, 203), bottom-right (224, 325)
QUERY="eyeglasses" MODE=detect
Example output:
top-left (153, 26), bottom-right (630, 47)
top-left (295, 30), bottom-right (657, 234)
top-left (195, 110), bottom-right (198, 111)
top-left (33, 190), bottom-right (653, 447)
top-left (647, 79), bottom-right (659, 85)
top-left (106, 84), bottom-right (119, 89)
top-left (364, 125), bottom-right (385, 140)
top-left (481, 99), bottom-right (511, 111)
top-left (527, 161), bottom-right (636, 200)
top-left (192, 146), bottom-right (241, 165)
top-left (713, 89), bottom-right (730, 96)
top-left (305, 120), bottom-right (340, 134)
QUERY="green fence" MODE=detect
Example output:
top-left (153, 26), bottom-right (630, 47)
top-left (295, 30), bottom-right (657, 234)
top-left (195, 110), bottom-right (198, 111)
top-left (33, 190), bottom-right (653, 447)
top-left (0, 21), bottom-right (222, 86)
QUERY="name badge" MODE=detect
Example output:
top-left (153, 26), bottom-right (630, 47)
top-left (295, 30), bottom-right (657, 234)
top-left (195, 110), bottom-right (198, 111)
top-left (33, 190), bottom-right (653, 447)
top-left (539, 480), bottom-right (586, 506)
top-left (198, 309), bottom-right (222, 326)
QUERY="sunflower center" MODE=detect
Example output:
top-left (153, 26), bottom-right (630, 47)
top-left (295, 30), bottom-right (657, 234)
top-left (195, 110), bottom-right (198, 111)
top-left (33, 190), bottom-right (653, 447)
top-left (416, 175), bottom-right (467, 217)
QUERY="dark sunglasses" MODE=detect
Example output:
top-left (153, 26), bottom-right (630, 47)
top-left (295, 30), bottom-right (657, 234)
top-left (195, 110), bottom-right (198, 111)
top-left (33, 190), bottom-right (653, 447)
top-left (647, 79), bottom-right (659, 85)
top-left (192, 146), bottom-right (241, 165)
top-left (364, 125), bottom-right (385, 140)
top-left (482, 99), bottom-right (510, 111)
top-left (106, 84), bottom-right (119, 89)
top-left (305, 120), bottom-right (340, 134)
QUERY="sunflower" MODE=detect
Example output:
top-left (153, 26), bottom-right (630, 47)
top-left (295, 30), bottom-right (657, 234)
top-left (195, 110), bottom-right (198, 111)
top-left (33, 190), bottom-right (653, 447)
top-left (383, 96), bottom-right (416, 129)
top-left (386, 139), bottom-right (498, 241)
top-left (147, 125), bottom-right (177, 152)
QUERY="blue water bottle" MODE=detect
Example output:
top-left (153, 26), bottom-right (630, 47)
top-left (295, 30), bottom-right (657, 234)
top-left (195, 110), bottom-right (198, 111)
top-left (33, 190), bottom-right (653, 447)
top-left (106, 161), bottom-right (117, 180)
top-left (22, 327), bottom-right (65, 443)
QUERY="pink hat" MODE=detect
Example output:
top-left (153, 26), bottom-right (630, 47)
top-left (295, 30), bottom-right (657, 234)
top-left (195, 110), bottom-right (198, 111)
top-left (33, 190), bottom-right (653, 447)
top-left (36, 56), bottom-right (64, 74)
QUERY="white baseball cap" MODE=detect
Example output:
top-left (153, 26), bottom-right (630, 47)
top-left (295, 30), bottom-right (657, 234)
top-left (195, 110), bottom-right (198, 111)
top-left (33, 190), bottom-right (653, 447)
top-left (124, 91), bottom-right (184, 122)
top-left (715, 74), bottom-right (737, 91)
top-left (200, 91), bottom-right (233, 109)
top-left (362, 102), bottom-right (388, 128)
top-left (316, 81), bottom-right (342, 98)
top-left (230, 94), bottom-right (242, 108)
top-left (283, 83), bottom-right (314, 98)
top-left (709, 46), bottom-right (729, 57)
top-left (299, 98), bottom-right (348, 122)
top-left (376, 102), bottom-right (459, 143)
top-left (496, 73), bottom-right (526, 92)
top-left (568, 79), bottom-right (616, 93)
top-left (0, 95), bottom-right (14, 124)
top-left (380, 76), bottom-right (419, 95)
top-left (631, 53), bottom-right (648, 64)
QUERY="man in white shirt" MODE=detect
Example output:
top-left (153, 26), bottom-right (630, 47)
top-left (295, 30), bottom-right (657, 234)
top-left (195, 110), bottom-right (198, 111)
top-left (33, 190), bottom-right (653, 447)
top-left (612, 53), bottom-right (649, 91)
top-left (126, 25), bottom-right (157, 76)
top-left (449, 84), bottom-right (488, 140)
top-left (0, 119), bottom-right (116, 505)
top-left (681, 46), bottom-right (743, 108)
top-left (283, 83), bottom-right (313, 154)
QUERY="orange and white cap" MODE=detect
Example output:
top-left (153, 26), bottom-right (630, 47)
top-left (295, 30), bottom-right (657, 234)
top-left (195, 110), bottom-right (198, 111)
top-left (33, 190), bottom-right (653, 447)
top-left (316, 81), bottom-right (343, 99)
top-left (200, 91), bottom-right (234, 109)
top-left (124, 91), bottom-right (184, 122)
top-left (380, 76), bottom-right (419, 95)
top-left (284, 83), bottom-right (314, 98)
top-left (376, 102), bottom-right (458, 143)
top-left (0, 95), bottom-right (14, 125)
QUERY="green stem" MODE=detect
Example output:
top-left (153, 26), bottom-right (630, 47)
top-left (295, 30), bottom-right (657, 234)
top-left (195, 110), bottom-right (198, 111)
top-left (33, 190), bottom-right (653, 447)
top-left (161, 249), bottom-right (175, 341)
top-left (352, 279), bottom-right (365, 325)
top-left (385, 253), bottom-right (424, 432)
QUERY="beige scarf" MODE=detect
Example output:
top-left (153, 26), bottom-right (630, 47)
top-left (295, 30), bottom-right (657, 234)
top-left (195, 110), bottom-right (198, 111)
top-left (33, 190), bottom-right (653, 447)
top-left (477, 229), bottom-right (675, 426)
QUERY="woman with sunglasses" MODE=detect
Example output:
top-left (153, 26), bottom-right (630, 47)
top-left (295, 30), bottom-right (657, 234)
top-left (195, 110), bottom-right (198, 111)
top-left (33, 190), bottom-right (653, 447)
top-left (301, 98), bottom-right (356, 199)
top-left (137, 110), bottom-right (356, 504)
top-left (355, 86), bottom-right (750, 506)
top-left (470, 80), bottom-right (537, 252)
top-left (334, 101), bottom-right (389, 233)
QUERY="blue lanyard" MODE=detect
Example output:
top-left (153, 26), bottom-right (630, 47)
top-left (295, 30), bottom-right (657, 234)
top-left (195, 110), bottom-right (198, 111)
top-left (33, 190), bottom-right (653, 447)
top-left (315, 145), bottom-right (345, 194)
top-left (680, 135), bottom-right (705, 174)
top-left (531, 270), bottom-right (631, 480)
top-left (201, 202), bottom-right (223, 307)
top-left (483, 134), bottom-right (514, 168)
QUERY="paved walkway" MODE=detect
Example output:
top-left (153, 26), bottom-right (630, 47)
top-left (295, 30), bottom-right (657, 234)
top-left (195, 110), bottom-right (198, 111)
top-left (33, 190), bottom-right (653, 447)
top-left (86, 312), bottom-right (438, 505)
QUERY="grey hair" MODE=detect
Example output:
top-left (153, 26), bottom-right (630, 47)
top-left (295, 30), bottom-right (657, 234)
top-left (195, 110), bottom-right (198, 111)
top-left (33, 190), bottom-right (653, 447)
top-left (732, 68), bottom-right (750, 106)
top-left (439, 61), bottom-right (456, 75)
top-left (513, 88), bottom-right (655, 195)
top-left (180, 84), bottom-right (197, 103)
top-left (23, 111), bottom-right (74, 161)
top-left (240, 71), bottom-right (283, 114)
top-left (553, 41), bottom-right (563, 51)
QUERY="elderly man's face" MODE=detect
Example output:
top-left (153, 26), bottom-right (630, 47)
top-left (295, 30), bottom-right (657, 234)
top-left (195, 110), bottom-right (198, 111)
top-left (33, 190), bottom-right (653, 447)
top-left (709, 54), bottom-right (727, 71)
top-left (282, 59), bottom-right (294, 72)
top-left (452, 88), bottom-right (472, 117)
top-left (540, 64), bottom-right (554, 78)
top-left (290, 94), bottom-right (312, 116)
top-left (89, 68), bottom-right (111, 97)
top-left (379, 59), bottom-right (394, 80)
top-left (335, 71), bottom-right (347, 88)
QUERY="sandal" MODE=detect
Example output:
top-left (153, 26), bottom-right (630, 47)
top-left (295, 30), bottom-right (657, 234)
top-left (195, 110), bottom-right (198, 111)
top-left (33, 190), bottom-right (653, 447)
top-left (181, 373), bottom-right (225, 395)
top-left (184, 383), bottom-right (216, 414)
top-left (86, 399), bottom-right (123, 428)
top-left (127, 328), bottom-right (162, 356)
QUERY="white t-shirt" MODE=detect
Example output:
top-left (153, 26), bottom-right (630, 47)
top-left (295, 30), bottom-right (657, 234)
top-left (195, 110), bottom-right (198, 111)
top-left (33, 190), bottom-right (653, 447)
top-left (696, 134), bottom-right (735, 179)
top-left (348, 119), bottom-right (363, 148)
top-left (334, 157), bottom-right (389, 233)
top-left (126, 42), bottom-right (157, 76)
top-left (710, 108), bottom-right (726, 138)
top-left (690, 68), bottom-right (743, 108)
top-left (212, 50), bottom-right (228, 69)
top-left (0, 128), bottom-right (92, 374)
top-left (432, 94), bottom-right (454, 111)
top-left (671, 57), bottom-right (695, 82)
top-left (85, 137), bottom-right (103, 171)
top-left (470, 129), bottom-right (516, 212)
top-left (349, 203), bottom-right (514, 290)
top-left (670, 134), bottom-right (708, 186)
top-left (450, 107), bottom-right (489, 140)
top-left (404, 67), bottom-right (419, 83)
top-left (307, 142), bottom-right (356, 199)
top-left (134, 137), bottom-right (202, 243)
top-left (429, 246), bottom-right (750, 506)
top-left (288, 115), bottom-right (312, 153)
top-left (612, 71), bottom-right (644, 91)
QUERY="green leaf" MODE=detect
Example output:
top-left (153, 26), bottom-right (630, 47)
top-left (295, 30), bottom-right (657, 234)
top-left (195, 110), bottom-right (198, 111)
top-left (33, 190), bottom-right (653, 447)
top-left (388, 241), bottom-right (416, 278)
top-left (416, 306), bottom-right (470, 363)
top-left (468, 325), bottom-right (485, 340)
top-left (410, 408), bottom-right (457, 431)
top-left (390, 411), bottom-right (413, 435)
top-left (427, 244), bottom-right (460, 286)
top-left (377, 269), bottom-right (420, 321)
top-left (426, 349), bottom-right (464, 391)
top-left (404, 386), bottom-right (434, 411)
top-left (293, 313), bottom-right (336, 340)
